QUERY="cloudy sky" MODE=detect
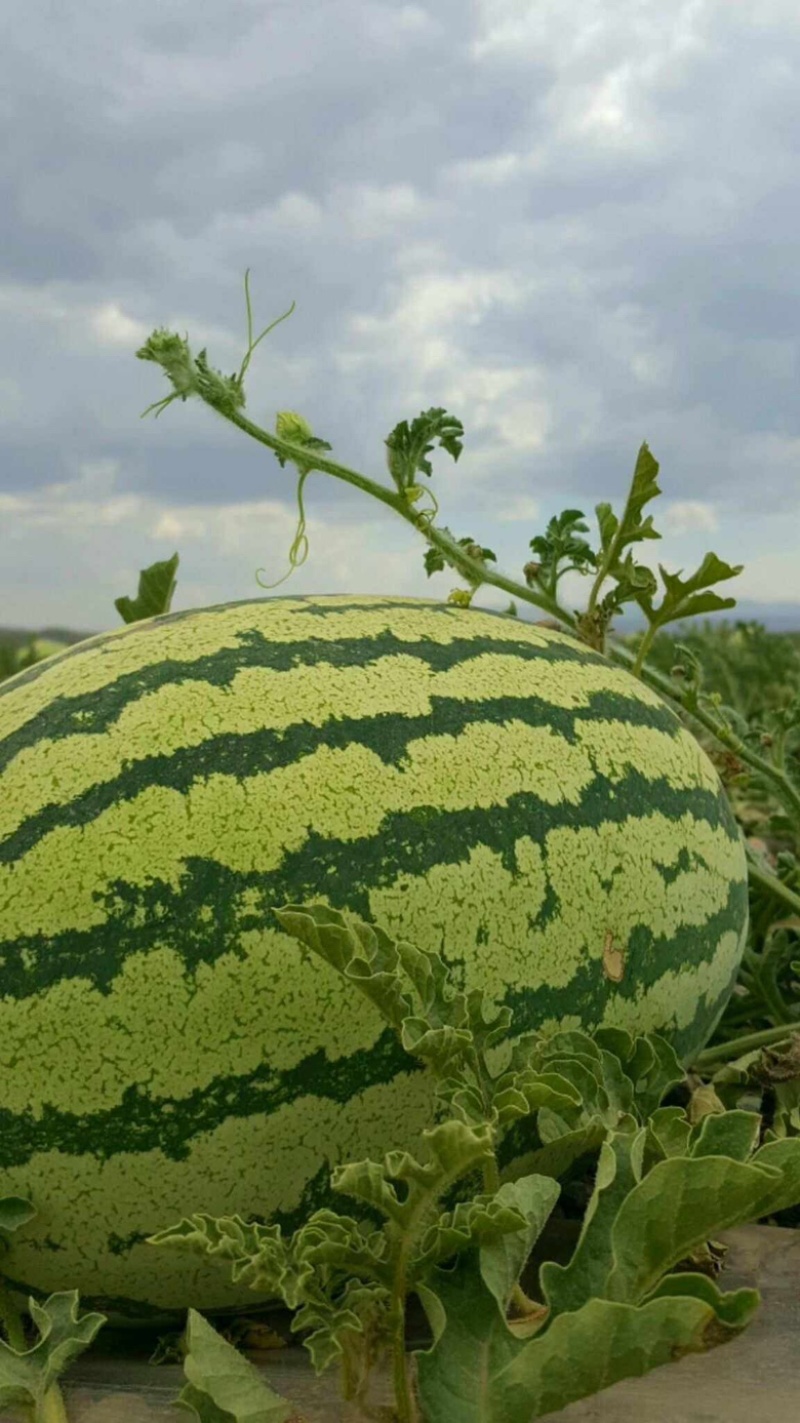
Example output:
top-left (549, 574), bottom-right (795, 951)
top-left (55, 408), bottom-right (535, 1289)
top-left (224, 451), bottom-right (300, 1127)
top-left (3, 0), bottom-right (799, 637)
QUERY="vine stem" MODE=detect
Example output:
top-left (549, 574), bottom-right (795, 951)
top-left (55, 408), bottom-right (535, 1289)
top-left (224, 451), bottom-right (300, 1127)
top-left (168, 386), bottom-right (800, 913)
top-left (693, 1023), bottom-right (800, 1070)
top-left (36, 1384), bottom-right (70, 1423)
top-left (745, 855), bottom-right (800, 917)
top-left (203, 401), bottom-right (573, 628)
top-left (607, 640), bottom-right (800, 832)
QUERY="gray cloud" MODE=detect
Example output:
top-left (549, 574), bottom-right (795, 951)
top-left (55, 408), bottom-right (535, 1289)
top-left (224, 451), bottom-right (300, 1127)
top-left (2, 0), bottom-right (799, 632)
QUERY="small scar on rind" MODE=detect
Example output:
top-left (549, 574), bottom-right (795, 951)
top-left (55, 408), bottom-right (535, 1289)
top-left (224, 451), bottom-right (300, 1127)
top-left (602, 930), bottom-right (625, 983)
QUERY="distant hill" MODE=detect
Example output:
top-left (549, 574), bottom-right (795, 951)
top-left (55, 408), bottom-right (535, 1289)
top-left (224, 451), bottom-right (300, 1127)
top-left (611, 599), bottom-right (800, 636)
top-left (2, 598), bottom-right (799, 647)
top-left (0, 625), bottom-right (100, 649)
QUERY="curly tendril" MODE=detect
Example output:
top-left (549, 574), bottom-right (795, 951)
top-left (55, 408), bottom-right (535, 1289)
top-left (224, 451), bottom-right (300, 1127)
top-left (255, 467), bottom-right (312, 590)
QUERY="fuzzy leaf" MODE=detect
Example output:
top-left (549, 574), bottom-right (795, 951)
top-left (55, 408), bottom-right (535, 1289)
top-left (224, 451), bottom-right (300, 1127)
top-left (477, 1176), bottom-right (561, 1318)
top-left (332, 1119), bottom-right (496, 1228)
top-left (653, 553), bottom-right (744, 621)
top-left (175, 1309), bottom-right (293, 1422)
top-left (527, 509), bottom-right (598, 588)
top-left (416, 1176), bottom-right (557, 1280)
top-left (594, 1031), bottom-right (685, 1119)
top-left (540, 1130), bottom-right (647, 1316)
top-left (688, 1109), bottom-right (762, 1161)
top-left (493, 1072), bottom-right (582, 1127)
top-left (748, 1136), bottom-right (800, 1211)
top-left (273, 903), bottom-right (416, 1031)
top-left (414, 1247), bottom-right (754, 1423)
top-left (599, 442), bottom-right (662, 553)
top-left (0, 1291), bottom-right (106, 1413)
top-left (499, 1120), bottom-right (608, 1186)
top-left (605, 1148), bottom-right (800, 1304)
top-left (294, 1211), bottom-right (391, 1291)
top-left (646, 1106), bottom-right (693, 1161)
top-left (293, 1278), bottom-right (390, 1375)
top-left (642, 1270), bottom-right (759, 1328)
top-left (147, 1213), bottom-right (297, 1302)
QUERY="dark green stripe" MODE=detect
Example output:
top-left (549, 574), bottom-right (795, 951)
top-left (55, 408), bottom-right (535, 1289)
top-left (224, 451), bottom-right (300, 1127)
top-left (503, 874), bottom-right (747, 1055)
top-left (0, 615), bottom-right (616, 779)
top-left (2, 1155), bottom-right (397, 1325)
top-left (0, 767), bottom-right (740, 1001)
top-left (0, 878), bottom-right (744, 1174)
top-left (0, 596), bottom-right (573, 708)
top-left (1, 680), bottom-right (683, 867)
top-left (0, 1026), bottom-right (423, 1170)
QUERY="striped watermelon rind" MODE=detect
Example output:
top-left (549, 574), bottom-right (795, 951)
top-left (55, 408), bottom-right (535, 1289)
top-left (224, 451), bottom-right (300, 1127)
top-left (0, 594), bottom-right (748, 1323)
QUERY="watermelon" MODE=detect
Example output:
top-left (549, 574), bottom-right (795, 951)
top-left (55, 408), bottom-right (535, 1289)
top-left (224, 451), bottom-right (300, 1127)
top-left (0, 594), bottom-right (748, 1324)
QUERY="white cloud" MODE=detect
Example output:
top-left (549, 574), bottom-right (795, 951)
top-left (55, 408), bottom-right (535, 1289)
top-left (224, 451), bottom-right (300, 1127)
top-left (494, 495), bottom-right (541, 524)
top-left (659, 501), bottom-right (719, 534)
top-left (362, 3), bottom-right (439, 45)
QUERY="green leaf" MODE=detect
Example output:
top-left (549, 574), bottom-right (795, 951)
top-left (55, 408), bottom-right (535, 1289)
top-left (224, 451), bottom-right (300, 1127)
top-left (499, 1120), bottom-right (608, 1186)
top-left (688, 1109), bottom-right (762, 1161)
top-left (493, 1072), bottom-right (582, 1129)
top-left (422, 532), bottom-right (497, 587)
top-left (0, 1291), bottom-right (106, 1414)
top-left (423, 528), bottom-right (455, 577)
top-left (645, 1106), bottom-right (693, 1161)
top-left (332, 1119), bottom-right (496, 1229)
top-left (642, 1271), bottom-right (759, 1330)
top-left (0, 1198), bottom-right (36, 1236)
top-left (594, 1032), bottom-right (685, 1120)
top-left (272, 903), bottom-right (417, 1034)
top-left (477, 1176), bottom-right (561, 1318)
top-left (417, 1175), bottom-right (558, 1281)
top-left (292, 1277), bottom-right (389, 1376)
top-left (274, 902), bottom-right (573, 1132)
top-left (605, 1151), bottom-right (800, 1304)
top-left (384, 408), bottom-right (464, 491)
top-left (294, 1207), bottom-right (388, 1275)
top-left (540, 1130), bottom-right (647, 1316)
top-left (147, 1213), bottom-right (297, 1304)
top-left (748, 1136), bottom-right (800, 1212)
top-left (175, 1308), bottom-right (294, 1422)
top-left (114, 552), bottom-right (179, 624)
top-left (414, 1247), bottom-right (754, 1423)
top-left (527, 509), bottom-right (598, 589)
top-left (633, 552), bottom-right (744, 632)
top-left (594, 443), bottom-right (661, 567)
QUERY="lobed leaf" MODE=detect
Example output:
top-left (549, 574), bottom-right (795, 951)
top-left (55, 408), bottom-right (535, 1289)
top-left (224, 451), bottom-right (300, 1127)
top-left (414, 1246), bottom-right (756, 1423)
top-left (0, 1291), bottom-right (106, 1414)
top-left (540, 1129), bottom-right (647, 1316)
